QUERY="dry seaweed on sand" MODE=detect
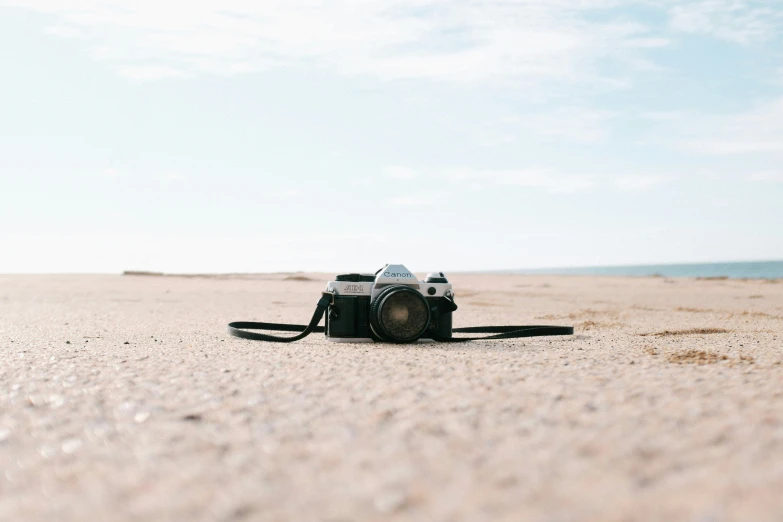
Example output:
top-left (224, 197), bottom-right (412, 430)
top-left (639, 328), bottom-right (730, 337)
top-left (284, 274), bottom-right (315, 281)
top-left (667, 349), bottom-right (729, 365)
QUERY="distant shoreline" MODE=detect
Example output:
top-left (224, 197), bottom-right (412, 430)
top-left (485, 260), bottom-right (783, 280)
top-left (119, 260), bottom-right (783, 281)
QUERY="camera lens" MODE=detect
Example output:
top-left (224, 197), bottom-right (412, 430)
top-left (370, 286), bottom-right (430, 343)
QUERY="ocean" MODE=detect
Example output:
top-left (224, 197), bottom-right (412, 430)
top-left (506, 260), bottom-right (783, 280)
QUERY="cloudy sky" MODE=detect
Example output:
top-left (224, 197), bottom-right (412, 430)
top-left (1, 0), bottom-right (782, 273)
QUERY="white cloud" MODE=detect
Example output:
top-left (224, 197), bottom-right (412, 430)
top-left (749, 171), bottom-right (783, 182)
top-left (613, 174), bottom-right (663, 191)
top-left (525, 107), bottom-right (617, 144)
top-left (475, 127), bottom-right (515, 148)
top-left (162, 171), bottom-right (186, 182)
top-left (639, 111), bottom-right (686, 122)
top-left (623, 37), bottom-right (672, 48)
top-left (100, 167), bottom-right (124, 178)
top-left (386, 196), bottom-right (437, 206)
top-left (384, 166), bottom-right (417, 179)
top-left (678, 97), bottom-right (783, 155)
top-left (384, 167), bottom-right (669, 193)
top-left (269, 189), bottom-right (300, 198)
top-left (3, 0), bottom-right (670, 86)
top-left (666, 0), bottom-right (783, 45)
top-left (95, 167), bottom-right (189, 182)
top-left (638, 98), bottom-right (783, 160)
top-left (439, 167), bottom-right (598, 193)
top-left (476, 107), bottom-right (617, 147)
top-left (118, 65), bottom-right (191, 80)
top-left (43, 25), bottom-right (84, 38)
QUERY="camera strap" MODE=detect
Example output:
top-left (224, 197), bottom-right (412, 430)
top-left (227, 293), bottom-right (331, 343)
top-left (227, 293), bottom-right (573, 343)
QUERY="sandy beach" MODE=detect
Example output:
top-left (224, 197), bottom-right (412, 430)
top-left (1, 272), bottom-right (782, 521)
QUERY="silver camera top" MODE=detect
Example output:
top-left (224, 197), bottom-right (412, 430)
top-left (325, 264), bottom-right (453, 300)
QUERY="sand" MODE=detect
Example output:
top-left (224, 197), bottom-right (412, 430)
top-left (1, 273), bottom-right (782, 521)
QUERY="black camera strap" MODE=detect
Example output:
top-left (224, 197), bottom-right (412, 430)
top-left (227, 293), bottom-right (573, 343)
top-left (227, 293), bottom-right (331, 343)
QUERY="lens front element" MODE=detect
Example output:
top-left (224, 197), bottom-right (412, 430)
top-left (370, 286), bottom-right (431, 343)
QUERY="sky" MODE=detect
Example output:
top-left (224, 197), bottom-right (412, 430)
top-left (1, 0), bottom-right (782, 274)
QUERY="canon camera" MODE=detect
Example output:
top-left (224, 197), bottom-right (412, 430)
top-left (323, 264), bottom-right (456, 343)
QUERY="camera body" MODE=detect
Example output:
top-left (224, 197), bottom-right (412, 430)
top-left (324, 264), bottom-right (456, 343)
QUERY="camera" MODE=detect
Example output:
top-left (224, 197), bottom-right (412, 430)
top-left (323, 264), bottom-right (457, 343)
top-left (228, 263), bottom-right (573, 344)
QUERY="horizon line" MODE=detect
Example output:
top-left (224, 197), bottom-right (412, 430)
top-left (1, 258), bottom-right (782, 277)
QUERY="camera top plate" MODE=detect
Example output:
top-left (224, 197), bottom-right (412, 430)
top-left (325, 264), bottom-right (453, 300)
top-left (335, 273), bottom-right (375, 282)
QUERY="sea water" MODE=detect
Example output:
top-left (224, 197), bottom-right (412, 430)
top-left (509, 260), bottom-right (783, 279)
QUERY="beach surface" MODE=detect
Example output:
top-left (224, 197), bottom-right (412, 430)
top-left (1, 273), bottom-right (782, 521)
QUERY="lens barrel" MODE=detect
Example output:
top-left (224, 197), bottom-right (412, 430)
top-left (369, 285), bottom-right (431, 343)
